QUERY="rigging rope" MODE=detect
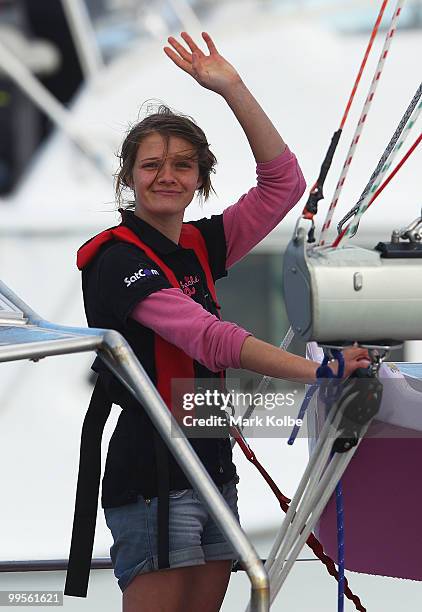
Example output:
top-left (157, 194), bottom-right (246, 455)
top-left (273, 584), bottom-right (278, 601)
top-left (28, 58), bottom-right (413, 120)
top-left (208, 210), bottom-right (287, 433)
top-left (250, 1), bottom-right (409, 398)
top-left (233, 7), bottom-right (403, 605)
top-left (335, 84), bottom-right (422, 243)
top-left (319, 0), bottom-right (405, 245)
top-left (336, 480), bottom-right (345, 612)
top-left (301, 0), bottom-right (389, 238)
top-left (333, 130), bottom-right (422, 246)
top-left (232, 4), bottom-right (413, 610)
top-left (338, 1), bottom-right (389, 132)
top-left (252, 0), bottom-right (396, 383)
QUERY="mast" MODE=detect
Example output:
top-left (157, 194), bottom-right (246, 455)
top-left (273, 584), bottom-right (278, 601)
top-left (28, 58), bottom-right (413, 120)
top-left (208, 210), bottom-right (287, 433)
top-left (60, 0), bottom-right (103, 80)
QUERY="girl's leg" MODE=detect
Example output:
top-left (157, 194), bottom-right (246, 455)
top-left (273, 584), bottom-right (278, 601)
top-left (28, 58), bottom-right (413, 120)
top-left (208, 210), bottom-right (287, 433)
top-left (122, 560), bottom-right (232, 612)
top-left (185, 560), bottom-right (233, 612)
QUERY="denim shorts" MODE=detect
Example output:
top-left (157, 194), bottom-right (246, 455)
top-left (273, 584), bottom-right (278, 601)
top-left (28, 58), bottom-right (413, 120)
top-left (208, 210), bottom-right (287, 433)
top-left (104, 475), bottom-right (240, 592)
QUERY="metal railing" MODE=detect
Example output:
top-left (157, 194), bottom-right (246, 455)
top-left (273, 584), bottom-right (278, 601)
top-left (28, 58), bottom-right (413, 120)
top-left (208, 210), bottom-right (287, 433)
top-left (0, 279), bottom-right (269, 612)
top-left (0, 559), bottom-right (112, 573)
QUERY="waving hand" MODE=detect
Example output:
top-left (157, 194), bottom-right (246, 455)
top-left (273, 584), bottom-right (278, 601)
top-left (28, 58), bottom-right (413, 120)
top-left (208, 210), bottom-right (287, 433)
top-left (164, 32), bottom-right (241, 96)
top-left (164, 31), bottom-right (286, 163)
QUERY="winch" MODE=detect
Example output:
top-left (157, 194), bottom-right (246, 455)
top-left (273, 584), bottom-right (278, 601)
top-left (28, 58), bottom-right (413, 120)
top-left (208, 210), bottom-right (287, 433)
top-left (282, 215), bottom-right (422, 344)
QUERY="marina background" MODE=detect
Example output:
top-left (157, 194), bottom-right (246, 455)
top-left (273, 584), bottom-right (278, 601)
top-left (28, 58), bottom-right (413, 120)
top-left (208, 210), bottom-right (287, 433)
top-left (1, 1), bottom-right (421, 609)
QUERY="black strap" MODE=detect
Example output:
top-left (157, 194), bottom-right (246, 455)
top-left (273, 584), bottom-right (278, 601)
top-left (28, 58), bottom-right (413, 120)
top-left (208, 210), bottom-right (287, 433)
top-left (64, 377), bottom-right (112, 597)
top-left (304, 129), bottom-right (342, 217)
top-left (153, 431), bottom-right (170, 569)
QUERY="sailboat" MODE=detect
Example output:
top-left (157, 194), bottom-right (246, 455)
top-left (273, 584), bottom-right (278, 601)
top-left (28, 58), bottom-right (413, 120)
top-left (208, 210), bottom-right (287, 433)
top-left (0, 1), bottom-right (421, 609)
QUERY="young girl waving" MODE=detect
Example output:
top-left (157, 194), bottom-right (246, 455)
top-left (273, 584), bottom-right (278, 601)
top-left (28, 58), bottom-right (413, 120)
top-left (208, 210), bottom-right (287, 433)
top-left (72, 32), bottom-right (370, 612)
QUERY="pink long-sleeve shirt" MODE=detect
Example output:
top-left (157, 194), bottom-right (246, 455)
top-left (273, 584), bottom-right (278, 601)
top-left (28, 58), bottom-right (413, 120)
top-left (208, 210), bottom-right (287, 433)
top-left (131, 147), bottom-right (306, 372)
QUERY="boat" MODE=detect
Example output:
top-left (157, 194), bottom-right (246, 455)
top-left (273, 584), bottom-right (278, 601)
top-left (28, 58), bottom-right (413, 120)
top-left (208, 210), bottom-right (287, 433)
top-left (0, 1), bottom-right (421, 609)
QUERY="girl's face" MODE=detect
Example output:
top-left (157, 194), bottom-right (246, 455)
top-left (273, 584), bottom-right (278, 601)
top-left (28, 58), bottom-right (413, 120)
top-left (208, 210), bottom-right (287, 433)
top-left (131, 132), bottom-right (201, 219)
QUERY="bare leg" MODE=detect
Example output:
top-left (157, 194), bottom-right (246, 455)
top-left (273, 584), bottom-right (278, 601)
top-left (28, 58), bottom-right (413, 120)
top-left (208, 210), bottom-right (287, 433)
top-left (185, 560), bottom-right (232, 612)
top-left (123, 560), bottom-right (232, 612)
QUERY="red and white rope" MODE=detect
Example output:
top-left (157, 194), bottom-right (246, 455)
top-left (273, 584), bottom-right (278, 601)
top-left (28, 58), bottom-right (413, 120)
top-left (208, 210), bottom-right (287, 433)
top-left (319, 0), bottom-right (405, 245)
top-left (339, 0), bottom-right (389, 131)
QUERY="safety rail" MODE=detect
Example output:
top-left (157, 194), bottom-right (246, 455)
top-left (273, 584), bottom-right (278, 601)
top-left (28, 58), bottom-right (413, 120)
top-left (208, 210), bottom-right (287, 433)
top-left (0, 557), bottom-right (320, 574)
top-left (0, 559), bottom-right (112, 573)
top-left (0, 279), bottom-right (269, 612)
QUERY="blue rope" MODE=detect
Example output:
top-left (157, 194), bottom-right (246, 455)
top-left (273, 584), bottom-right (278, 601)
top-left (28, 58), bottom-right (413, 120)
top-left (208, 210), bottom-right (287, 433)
top-left (287, 383), bottom-right (319, 445)
top-left (336, 479), bottom-right (345, 612)
top-left (288, 350), bottom-right (344, 445)
top-left (288, 349), bottom-right (346, 612)
top-left (331, 351), bottom-right (345, 612)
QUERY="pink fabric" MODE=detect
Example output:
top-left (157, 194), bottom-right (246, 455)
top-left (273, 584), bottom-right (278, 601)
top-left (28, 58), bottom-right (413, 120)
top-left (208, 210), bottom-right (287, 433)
top-left (223, 146), bottom-right (306, 268)
top-left (131, 288), bottom-right (251, 372)
top-left (131, 148), bottom-right (304, 369)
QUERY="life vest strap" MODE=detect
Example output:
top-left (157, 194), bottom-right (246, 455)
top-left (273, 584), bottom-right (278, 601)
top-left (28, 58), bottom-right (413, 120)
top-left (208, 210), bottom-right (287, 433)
top-left (68, 223), bottom-right (221, 596)
top-left (64, 376), bottom-right (112, 597)
top-left (154, 431), bottom-right (170, 569)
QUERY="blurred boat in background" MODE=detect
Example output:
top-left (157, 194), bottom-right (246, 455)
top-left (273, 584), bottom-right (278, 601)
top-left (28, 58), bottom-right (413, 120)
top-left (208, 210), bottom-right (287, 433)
top-left (0, 1), bottom-right (421, 609)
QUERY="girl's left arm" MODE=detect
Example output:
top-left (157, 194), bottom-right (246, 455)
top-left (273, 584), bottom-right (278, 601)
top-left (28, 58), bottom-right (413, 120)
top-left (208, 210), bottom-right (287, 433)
top-left (220, 77), bottom-right (286, 163)
top-left (223, 150), bottom-right (305, 268)
top-left (164, 31), bottom-right (286, 162)
top-left (165, 32), bottom-right (306, 268)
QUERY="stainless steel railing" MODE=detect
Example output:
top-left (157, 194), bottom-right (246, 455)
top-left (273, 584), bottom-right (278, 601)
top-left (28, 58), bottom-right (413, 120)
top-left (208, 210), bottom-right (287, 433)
top-left (0, 279), bottom-right (269, 612)
top-left (0, 559), bottom-right (112, 573)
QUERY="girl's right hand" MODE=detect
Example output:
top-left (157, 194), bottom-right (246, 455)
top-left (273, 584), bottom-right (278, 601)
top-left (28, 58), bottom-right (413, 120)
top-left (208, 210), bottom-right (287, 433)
top-left (330, 346), bottom-right (371, 379)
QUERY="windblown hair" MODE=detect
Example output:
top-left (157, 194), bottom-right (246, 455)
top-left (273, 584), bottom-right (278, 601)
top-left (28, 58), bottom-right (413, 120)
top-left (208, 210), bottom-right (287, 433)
top-left (115, 104), bottom-right (217, 208)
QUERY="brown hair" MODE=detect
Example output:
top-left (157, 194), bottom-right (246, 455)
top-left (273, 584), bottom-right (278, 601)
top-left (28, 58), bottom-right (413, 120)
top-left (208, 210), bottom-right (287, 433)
top-left (115, 104), bottom-right (217, 208)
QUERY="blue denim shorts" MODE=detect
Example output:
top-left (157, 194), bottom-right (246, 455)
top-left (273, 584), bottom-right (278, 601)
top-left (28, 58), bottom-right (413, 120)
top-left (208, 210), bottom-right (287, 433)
top-left (104, 475), bottom-right (240, 592)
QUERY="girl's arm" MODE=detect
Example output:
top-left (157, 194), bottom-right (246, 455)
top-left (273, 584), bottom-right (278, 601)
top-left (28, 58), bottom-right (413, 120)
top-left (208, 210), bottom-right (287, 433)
top-left (165, 32), bottom-right (306, 268)
top-left (220, 76), bottom-right (286, 163)
top-left (164, 31), bottom-right (286, 162)
top-left (131, 288), bottom-right (370, 383)
top-left (224, 150), bottom-right (305, 268)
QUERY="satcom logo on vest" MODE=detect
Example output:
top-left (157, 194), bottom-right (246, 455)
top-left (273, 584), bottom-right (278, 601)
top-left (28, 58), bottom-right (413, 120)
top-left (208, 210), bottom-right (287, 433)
top-left (124, 267), bottom-right (160, 287)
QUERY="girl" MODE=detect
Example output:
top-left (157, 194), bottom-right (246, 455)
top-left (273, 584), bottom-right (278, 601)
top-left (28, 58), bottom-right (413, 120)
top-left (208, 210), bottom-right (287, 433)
top-left (76, 32), bottom-right (370, 612)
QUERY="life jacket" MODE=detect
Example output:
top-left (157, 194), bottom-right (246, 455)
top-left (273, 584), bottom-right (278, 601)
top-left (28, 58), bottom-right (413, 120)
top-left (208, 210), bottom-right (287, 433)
top-left (65, 222), bottom-right (223, 598)
top-left (77, 223), bottom-right (223, 412)
top-left (65, 223), bottom-right (364, 611)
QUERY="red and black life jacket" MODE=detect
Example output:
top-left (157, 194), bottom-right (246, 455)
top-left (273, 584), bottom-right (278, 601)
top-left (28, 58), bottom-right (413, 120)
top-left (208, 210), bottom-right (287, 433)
top-left (65, 222), bottom-right (223, 598)
top-left (77, 222), bottom-right (223, 412)
top-left (65, 223), bottom-right (363, 610)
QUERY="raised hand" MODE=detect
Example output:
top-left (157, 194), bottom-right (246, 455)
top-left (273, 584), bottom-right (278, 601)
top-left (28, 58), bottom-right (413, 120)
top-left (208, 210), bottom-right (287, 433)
top-left (164, 31), bottom-right (241, 96)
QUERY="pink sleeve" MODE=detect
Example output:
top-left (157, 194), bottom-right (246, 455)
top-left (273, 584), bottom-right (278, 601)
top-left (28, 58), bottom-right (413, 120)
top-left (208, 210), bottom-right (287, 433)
top-left (130, 288), bottom-right (252, 373)
top-left (223, 146), bottom-right (306, 268)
